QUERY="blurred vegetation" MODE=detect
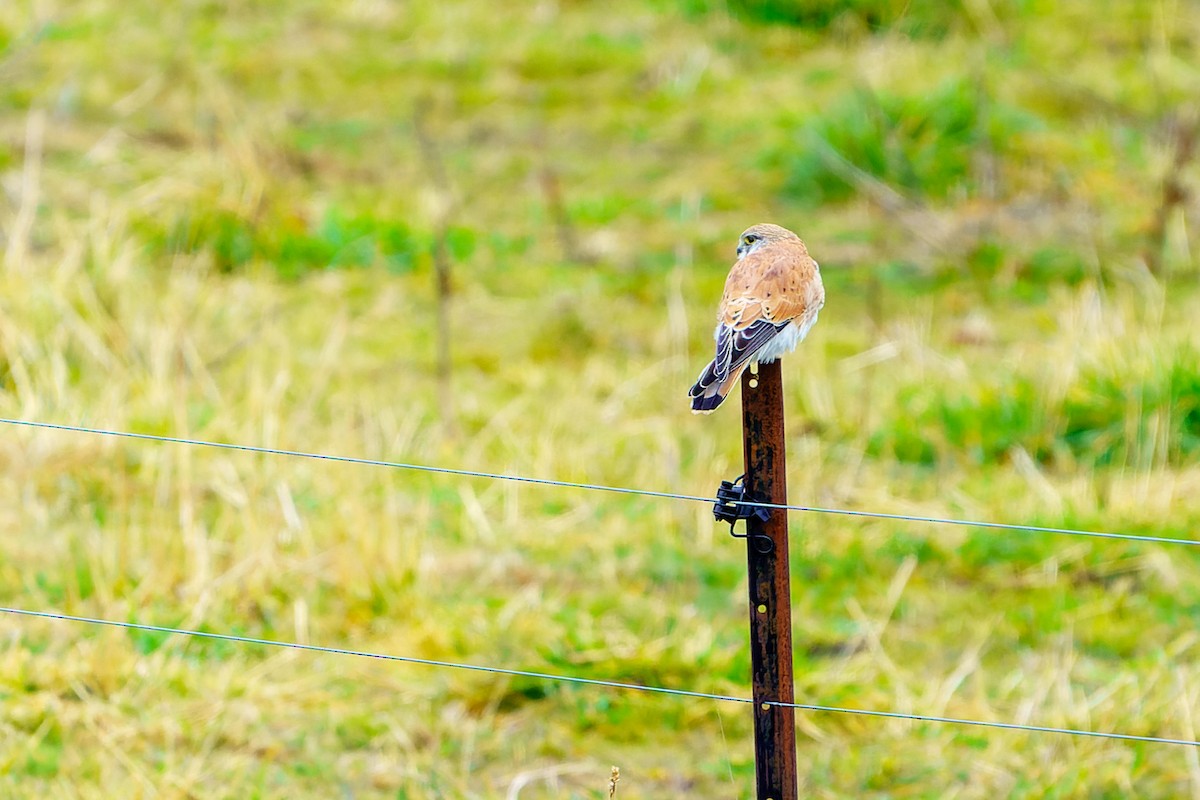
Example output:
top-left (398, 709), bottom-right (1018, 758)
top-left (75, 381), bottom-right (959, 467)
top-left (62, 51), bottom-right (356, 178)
top-left (676, 0), bottom-right (1020, 35)
top-left (773, 78), bottom-right (1043, 205)
top-left (1, 0), bottom-right (1199, 797)
top-left (868, 346), bottom-right (1200, 467)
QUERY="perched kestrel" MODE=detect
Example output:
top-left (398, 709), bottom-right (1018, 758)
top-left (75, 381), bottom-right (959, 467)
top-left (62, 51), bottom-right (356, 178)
top-left (688, 223), bottom-right (825, 413)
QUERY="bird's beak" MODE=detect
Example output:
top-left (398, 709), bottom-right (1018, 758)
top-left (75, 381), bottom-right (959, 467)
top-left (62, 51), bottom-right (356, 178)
top-left (736, 244), bottom-right (746, 258)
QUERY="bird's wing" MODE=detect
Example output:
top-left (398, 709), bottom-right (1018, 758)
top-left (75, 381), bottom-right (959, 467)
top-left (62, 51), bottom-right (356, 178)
top-left (710, 318), bottom-right (788, 383)
top-left (718, 244), bottom-right (822, 331)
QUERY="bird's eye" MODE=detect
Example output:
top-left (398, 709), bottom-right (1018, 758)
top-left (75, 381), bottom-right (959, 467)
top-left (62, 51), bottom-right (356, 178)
top-left (742, 234), bottom-right (757, 245)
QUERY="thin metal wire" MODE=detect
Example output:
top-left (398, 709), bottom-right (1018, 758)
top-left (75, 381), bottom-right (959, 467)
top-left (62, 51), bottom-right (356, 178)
top-left (0, 607), bottom-right (746, 705)
top-left (3, 606), bottom-right (1198, 749)
top-left (3, 417), bottom-right (1195, 548)
top-left (770, 701), bottom-right (1200, 747)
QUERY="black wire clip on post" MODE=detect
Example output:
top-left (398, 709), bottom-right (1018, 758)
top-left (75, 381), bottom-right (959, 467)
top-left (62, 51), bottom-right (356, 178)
top-left (713, 475), bottom-right (774, 553)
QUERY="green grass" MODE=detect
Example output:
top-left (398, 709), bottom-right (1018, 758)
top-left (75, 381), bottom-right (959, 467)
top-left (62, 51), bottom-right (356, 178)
top-left (865, 344), bottom-right (1200, 467)
top-left (772, 77), bottom-right (1044, 206)
top-left (1, 0), bottom-right (1200, 797)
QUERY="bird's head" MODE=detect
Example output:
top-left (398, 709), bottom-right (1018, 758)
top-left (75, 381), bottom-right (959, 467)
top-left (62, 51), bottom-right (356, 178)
top-left (735, 223), bottom-right (802, 259)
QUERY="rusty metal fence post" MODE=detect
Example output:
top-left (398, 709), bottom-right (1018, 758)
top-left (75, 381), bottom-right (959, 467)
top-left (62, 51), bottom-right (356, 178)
top-left (741, 360), bottom-right (798, 799)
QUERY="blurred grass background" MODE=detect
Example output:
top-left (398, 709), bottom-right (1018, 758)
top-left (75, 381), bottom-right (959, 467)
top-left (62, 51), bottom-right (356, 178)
top-left (1, 0), bottom-right (1199, 797)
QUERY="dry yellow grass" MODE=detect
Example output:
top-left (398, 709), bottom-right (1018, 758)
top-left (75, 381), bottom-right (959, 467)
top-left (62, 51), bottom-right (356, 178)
top-left (2, 0), bottom-right (1200, 797)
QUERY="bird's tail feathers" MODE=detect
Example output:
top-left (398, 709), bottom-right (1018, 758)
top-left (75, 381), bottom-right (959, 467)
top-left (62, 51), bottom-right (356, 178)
top-left (688, 362), bottom-right (745, 414)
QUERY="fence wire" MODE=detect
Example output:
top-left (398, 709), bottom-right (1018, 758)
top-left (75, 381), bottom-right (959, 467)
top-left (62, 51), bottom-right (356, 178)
top-left (2, 417), bottom-right (1195, 548)
top-left (4, 415), bottom-right (1200, 755)
top-left (3, 606), bottom-right (1197, 749)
